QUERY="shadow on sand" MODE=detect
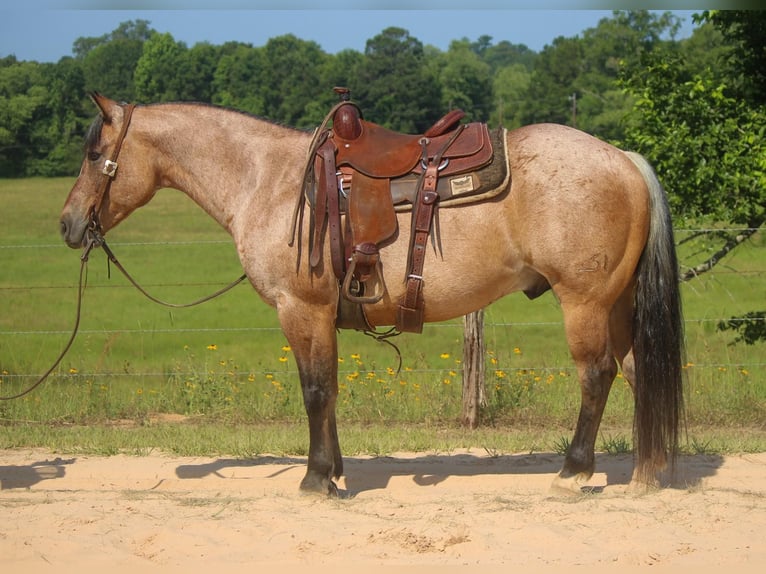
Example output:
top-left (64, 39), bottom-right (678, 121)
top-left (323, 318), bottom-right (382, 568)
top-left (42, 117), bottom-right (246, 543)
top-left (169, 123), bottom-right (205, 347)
top-left (0, 457), bottom-right (76, 490)
top-left (172, 452), bottom-right (724, 497)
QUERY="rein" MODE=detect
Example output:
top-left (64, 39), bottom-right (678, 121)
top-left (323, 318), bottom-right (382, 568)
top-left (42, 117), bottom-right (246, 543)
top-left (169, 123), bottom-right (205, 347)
top-left (0, 238), bottom-right (97, 401)
top-left (99, 237), bottom-right (248, 308)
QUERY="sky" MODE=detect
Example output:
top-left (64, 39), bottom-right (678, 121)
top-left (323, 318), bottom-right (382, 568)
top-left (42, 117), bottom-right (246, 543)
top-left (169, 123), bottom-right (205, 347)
top-left (0, 8), bottom-right (702, 64)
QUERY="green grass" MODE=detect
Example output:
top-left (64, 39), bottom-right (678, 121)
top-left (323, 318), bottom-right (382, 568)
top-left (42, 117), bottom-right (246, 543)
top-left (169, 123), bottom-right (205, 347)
top-left (0, 177), bottom-right (764, 455)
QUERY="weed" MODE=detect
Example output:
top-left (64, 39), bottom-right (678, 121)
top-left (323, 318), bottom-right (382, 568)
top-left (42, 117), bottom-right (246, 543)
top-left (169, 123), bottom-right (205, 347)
top-left (599, 433), bottom-right (632, 455)
top-left (553, 436), bottom-right (570, 455)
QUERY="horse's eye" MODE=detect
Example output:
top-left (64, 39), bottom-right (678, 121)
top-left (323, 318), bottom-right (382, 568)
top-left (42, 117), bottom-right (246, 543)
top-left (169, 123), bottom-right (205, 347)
top-left (87, 151), bottom-right (101, 162)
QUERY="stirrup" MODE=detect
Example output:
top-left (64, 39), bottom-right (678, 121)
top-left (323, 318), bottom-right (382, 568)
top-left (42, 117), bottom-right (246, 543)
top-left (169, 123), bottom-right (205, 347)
top-left (341, 257), bottom-right (386, 304)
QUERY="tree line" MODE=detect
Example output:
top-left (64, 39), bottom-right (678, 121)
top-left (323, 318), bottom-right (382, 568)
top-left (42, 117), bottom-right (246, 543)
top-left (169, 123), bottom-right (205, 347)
top-left (0, 10), bottom-right (692, 178)
top-left (1, 10), bottom-right (764, 337)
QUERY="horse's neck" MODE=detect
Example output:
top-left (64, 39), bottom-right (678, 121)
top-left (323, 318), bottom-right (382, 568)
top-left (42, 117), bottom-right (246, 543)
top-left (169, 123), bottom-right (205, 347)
top-left (149, 105), bottom-right (310, 235)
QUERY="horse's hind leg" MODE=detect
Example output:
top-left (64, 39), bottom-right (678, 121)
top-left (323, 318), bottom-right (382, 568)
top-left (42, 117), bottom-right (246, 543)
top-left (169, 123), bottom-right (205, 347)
top-left (551, 300), bottom-right (618, 494)
top-left (277, 300), bottom-right (343, 496)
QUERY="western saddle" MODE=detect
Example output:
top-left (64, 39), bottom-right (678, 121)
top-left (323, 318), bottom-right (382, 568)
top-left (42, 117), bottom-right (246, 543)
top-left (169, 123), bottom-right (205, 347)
top-left (295, 87), bottom-right (503, 334)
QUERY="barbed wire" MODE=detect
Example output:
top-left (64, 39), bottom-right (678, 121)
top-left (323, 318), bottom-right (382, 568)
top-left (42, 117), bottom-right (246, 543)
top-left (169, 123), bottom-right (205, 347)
top-left (0, 314), bottom-right (763, 338)
top-left (2, 361), bottom-right (763, 381)
top-left (0, 228), bottom-right (761, 250)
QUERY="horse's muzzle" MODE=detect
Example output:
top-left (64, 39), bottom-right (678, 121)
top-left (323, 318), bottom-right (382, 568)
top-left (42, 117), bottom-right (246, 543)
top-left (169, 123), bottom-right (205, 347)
top-left (59, 213), bottom-right (89, 249)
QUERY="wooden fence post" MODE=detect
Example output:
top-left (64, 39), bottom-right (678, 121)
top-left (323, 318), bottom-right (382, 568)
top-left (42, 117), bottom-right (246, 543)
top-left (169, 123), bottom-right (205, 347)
top-left (461, 309), bottom-right (486, 428)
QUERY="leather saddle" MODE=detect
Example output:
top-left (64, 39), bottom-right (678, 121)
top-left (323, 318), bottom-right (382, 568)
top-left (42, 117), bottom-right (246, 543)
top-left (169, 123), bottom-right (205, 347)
top-left (302, 88), bottom-right (497, 334)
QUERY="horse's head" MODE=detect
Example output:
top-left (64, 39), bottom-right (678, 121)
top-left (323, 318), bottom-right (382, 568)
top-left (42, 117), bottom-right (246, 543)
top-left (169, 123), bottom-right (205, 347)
top-left (60, 93), bottom-right (157, 248)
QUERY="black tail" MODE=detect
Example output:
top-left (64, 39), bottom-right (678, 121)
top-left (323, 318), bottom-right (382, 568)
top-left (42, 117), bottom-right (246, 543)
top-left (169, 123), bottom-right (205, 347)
top-left (625, 152), bottom-right (685, 483)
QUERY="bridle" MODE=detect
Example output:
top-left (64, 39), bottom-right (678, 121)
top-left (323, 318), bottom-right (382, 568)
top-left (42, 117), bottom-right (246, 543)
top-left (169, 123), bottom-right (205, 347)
top-left (0, 103), bottom-right (246, 401)
top-left (88, 102), bottom-right (136, 239)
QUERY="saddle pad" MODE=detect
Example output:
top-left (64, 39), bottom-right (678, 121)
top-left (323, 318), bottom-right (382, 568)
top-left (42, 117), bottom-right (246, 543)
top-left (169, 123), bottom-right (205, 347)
top-left (390, 127), bottom-right (510, 211)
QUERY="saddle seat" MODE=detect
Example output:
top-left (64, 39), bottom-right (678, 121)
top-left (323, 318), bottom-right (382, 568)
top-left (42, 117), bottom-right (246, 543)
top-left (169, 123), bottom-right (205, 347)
top-left (303, 88), bottom-right (500, 334)
top-left (333, 108), bottom-right (472, 179)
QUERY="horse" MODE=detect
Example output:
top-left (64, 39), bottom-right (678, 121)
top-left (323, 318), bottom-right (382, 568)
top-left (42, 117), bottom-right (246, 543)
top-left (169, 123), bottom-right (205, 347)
top-left (59, 93), bottom-right (684, 496)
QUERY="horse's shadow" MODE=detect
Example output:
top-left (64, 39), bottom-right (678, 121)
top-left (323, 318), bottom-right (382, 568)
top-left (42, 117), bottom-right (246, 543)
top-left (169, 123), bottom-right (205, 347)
top-left (0, 457), bottom-right (76, 490)
top-left (173, 452), bottom-right (725, 497)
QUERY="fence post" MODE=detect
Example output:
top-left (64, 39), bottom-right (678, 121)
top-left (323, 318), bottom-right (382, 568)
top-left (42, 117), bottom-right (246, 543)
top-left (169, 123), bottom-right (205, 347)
top-left (462, 309), bottom-right (486, 428)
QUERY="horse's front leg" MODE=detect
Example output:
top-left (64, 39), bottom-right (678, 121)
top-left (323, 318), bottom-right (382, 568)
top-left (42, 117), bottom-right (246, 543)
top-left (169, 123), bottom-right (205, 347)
top-left (278, 300), bottom-right (342, 496)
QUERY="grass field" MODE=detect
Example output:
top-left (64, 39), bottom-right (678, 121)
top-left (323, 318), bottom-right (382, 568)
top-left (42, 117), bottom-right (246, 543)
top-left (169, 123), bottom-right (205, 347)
top-left (1, 177), bottom-right (764, 456)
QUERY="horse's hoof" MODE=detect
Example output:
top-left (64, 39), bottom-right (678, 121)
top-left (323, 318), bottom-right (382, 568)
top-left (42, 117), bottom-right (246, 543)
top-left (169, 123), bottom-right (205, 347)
top-left (299, 473), bottom-right (340, 498)
top-left (549, 472), bottom-right (589, 496)
top-left (627, 478), bottom-right (660, 495)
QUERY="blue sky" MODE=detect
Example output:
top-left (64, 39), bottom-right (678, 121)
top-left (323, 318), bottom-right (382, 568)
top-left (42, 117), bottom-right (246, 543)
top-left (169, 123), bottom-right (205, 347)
top-left (1, 9), bottom-right (701, 63)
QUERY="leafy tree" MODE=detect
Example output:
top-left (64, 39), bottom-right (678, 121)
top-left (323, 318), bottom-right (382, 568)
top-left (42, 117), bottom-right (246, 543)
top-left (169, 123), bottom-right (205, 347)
top-left (258, 35), bottom-right (328, 127)
top-left (480, 39), bottom-right (537, 73)
top-left (619, 11), bottom-right (765, 343)
top-left (301, 49), bottom-right (365, 126)
top-left (134, 32), bottom-right (189, 102)
top-left (489, 63), bottom-right (530, 129)
top-left (73, 19), bottom-right (153, 59)
top-left (81, 39), bottom-right (143, 103)
top-left (704, 10), bottom-right (766, 105)
top-left (180, 42), bottom-right (221, 103)
top-left (31, 57), bottom-right (89, 175)
top-left (211, 43), bottom-right (266, 115)
top-left (519, 35), bottom-right (582, 127)
top-left (0, 60), bottom-right (48, 176)
top-left (78, 20), bottom-right (154, 102)
top-left (519, 11), bottom-right (681, 141)
top-left (437, 39), bottom-right (492, 121)
top-left (354, 27), bottom-right (442, 133)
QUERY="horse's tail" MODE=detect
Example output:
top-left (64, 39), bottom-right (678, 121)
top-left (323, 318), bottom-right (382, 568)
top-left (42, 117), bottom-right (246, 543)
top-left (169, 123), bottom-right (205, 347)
top-left (625, 151), bottom-right (685, 484)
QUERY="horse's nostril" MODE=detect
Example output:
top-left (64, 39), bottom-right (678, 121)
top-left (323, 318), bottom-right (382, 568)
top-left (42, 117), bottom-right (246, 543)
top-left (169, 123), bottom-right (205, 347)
top-left (60, 219), bottom-right (68, 237)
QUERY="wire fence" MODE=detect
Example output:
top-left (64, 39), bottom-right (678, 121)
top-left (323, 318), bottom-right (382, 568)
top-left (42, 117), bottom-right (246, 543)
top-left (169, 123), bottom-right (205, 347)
top-left (1, 230), bottom-right (763, 380)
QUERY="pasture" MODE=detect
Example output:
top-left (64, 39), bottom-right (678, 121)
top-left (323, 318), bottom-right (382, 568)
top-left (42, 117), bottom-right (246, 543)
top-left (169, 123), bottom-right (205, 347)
top-left (0, 177), bottom-right (764, 455)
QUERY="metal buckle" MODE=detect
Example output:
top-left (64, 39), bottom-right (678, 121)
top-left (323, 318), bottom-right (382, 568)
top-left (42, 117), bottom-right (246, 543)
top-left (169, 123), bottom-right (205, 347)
top-left (337, 170), bottom-right (351, 198)
top-left (420, 158), bottom-right (450, 171)
top-left (102, 159), bottom-right (118, 178)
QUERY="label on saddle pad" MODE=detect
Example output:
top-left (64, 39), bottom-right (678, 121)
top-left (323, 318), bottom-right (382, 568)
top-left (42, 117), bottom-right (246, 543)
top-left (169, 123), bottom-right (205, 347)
top-left (449, 174), bottom-right (477, 196)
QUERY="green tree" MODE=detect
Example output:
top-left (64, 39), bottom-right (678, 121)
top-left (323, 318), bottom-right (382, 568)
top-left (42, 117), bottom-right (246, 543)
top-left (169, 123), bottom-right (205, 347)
top-left (354, 27), bottom-right (442, 133)
top-left (134, 32), bottom-right (188, 102)
top-left (490, 63), bottom-right (531, 129)
top-left (620, 10), bottom-right (764, 348)
top-left (180, 42), bottom-right (221, 103)
top-left (302, 48), bottom-right (365, 126)
top-left (0, 59), bottom-right (48, 176)
top-left (258, 35), bottom-right (329, 127)
top-left (705, 10), bottom-right (766, 105)
top-left (479, 38), bottom-right (537, 73)
top-left (438, 39), bottom-right (492, 121)
top-left (211, 43), bottom-right (266, 115)
top-left (78, 20), bottom-right (153, 102)
top-left (519, 10), bottom-right (681, 141)
top-left (30, 57), bottom-right (89, 175)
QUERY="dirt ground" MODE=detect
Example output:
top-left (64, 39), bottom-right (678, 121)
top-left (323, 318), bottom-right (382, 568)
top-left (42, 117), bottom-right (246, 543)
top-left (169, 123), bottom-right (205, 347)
top-left (1, 448), bottom-right (764, 573)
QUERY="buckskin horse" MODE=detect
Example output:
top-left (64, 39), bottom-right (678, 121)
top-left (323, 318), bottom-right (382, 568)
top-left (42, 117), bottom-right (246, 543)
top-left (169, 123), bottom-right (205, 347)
top-left (60, 93), bottom-right (684, 496)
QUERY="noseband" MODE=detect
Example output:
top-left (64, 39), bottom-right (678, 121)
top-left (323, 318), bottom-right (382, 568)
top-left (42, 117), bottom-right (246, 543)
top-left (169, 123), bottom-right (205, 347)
top-left (88, 102), bottom-right (137, 236)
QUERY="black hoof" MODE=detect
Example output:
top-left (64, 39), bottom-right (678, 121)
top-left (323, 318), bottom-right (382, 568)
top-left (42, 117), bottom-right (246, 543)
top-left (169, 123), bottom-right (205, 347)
top-left (299, 472), bottom-right (339, 497)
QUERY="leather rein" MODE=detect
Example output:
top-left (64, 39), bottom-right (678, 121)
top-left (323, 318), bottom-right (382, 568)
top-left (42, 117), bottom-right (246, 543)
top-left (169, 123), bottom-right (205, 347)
top-left (0, 103), bottom-right (247, 401)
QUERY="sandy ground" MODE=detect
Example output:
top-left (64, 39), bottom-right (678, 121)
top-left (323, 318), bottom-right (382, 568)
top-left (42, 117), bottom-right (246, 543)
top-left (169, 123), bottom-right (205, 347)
top-left (1, 448), bottom-right (764, 573)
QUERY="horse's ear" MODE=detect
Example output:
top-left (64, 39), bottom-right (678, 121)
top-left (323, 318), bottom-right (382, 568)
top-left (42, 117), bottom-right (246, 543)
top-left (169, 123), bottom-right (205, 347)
top-left (89, 91), bottom-right (115, 124)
